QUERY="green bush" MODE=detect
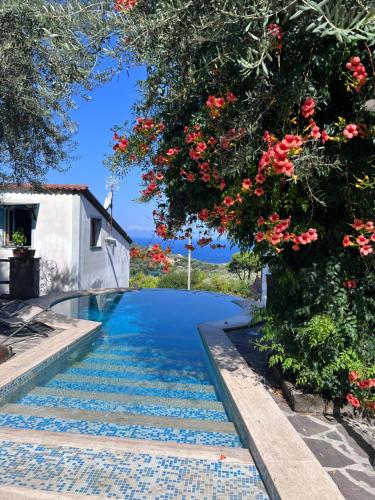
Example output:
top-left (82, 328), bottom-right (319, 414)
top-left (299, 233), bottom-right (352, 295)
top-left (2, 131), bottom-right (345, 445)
top-left (158, 270), bottom-right (204, 289)
top-left (257, 256), bottom-right (375, 399)
top-left (130, 272), bottom-right (159, 289)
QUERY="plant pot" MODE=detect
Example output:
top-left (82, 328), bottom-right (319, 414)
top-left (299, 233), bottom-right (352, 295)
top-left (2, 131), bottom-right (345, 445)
top-left (12, 247), bottom-right (36, 258)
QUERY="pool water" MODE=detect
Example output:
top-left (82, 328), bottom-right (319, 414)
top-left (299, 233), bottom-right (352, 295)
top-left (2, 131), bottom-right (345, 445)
top-left (0, 290), bottom-right (246, 448)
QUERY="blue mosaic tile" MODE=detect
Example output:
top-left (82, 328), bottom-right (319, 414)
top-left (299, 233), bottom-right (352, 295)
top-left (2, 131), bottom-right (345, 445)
top-left (46, 380), bottom-right (219, 402)
top-left (0, 413), bottom-right (242, 448)
top-left (0, 330), bottom-right (99, 404)
top-left (18, 395), bottom-right (230, 421)
top-left (76, 359), bottom-right (209, 382)
top-left (64, 366), bottom-right (211, 385)
top-left (95, 345), bottom-right (203, 361)
top-left (0, 440), bottom-right (269, 499)
top-left (84, 352), bottom-right (207, 370)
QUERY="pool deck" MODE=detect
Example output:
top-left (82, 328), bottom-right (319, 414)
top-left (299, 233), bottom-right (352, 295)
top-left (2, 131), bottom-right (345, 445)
top-left (199, 314), bottom-right (344, 500)
top-left (0, 289), bottom-right (365, 499)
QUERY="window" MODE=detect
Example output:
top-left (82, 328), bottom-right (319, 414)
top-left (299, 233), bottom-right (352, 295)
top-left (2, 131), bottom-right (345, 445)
top-left (90, 218), bottom-right (102, 248)
top-left (3, 206), bottom-right (33, 246)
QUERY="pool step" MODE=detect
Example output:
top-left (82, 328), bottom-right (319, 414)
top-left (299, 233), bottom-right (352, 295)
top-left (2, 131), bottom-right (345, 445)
top-left (0, 437), bottom-right (267, 498)
top-left (55, 373), bottom-right (215, 394)
top-left (67, 362), bottom-right (210, 385)
top-left (96, 345), bottom-right (201, 360)
top-left (77, 355), bottom-right (206, 373)
top-left (84, 351), bottom-right (207, 369)
top-left (53, 373), bottom-right (218, 401)
top-left (17, 394), bottom-right (229, 422)
top-left (0, 407), bottom-right (242, 448)
top-left (30, 386), bottom-right (224, 410)
top-left (18, 389), bottom-right (229, 421)
top-left (46, 377), bottom-right (219, 402)
top-left (2, 403), bottom-right (236, 433)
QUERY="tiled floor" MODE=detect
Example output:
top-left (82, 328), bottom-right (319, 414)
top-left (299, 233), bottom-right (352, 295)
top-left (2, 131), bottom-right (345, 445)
top-left (0, 440), bottom-right (268, 499)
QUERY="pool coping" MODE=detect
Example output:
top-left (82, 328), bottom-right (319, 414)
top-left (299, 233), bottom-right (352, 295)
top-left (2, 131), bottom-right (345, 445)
top-left (198, 313), bottom-right (345, 500)
top-left (0, 312), bottom-right (101, 402)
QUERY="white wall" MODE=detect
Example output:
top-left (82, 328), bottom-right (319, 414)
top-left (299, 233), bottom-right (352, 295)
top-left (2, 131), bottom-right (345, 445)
top-left (0, 190), bottom-right (78, 294)
top-left (77, 195), bottom-right (130, 290)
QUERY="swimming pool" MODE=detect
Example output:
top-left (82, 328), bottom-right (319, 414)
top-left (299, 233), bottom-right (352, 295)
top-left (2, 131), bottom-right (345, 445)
top-left (0, 290), bottom-right (246, 448)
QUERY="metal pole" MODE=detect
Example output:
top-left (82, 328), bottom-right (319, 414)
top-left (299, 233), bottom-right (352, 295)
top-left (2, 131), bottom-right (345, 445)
top-left (187, 235), bottom-right (191, 291)
top-left (109, 187), bottom-right (113, 235)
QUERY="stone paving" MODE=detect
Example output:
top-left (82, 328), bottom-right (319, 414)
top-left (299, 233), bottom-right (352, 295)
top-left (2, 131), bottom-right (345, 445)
top-left (227, 326), bottom-right (375, 500)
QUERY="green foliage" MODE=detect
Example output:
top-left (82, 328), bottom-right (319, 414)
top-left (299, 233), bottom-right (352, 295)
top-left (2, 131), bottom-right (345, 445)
top-left (130, 267), bottom-right (252, 297)
top-left (11, 228), bottom-right (26, 246)
top-left (0, 0), bottom-right (120, 183)
top-left (228, 252), bottom-right (261, 280)
top-left (158, 270), bottom-right (203, 289)
top-left (258, 255), bottom-right (375, 399)
top-left (300, 314), bottom-right (338, 348)
top-left (112, 0), bottom-right (375, 401)
top-left (130, 272), bottom-right (159, 288)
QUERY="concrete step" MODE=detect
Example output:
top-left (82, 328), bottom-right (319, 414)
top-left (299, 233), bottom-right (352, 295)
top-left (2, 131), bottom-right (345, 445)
top-left (53, 373), bottom-right (218, 401)
top-left (84, 351), bottom-right (206, 369)
top-left (67, 362), bottom-right (210, 385)
top-left (95, 345), bottom-right (201, 360)
top-left (0, 405), bottom-right (241, 448)
top-left (31, 386), bottom-right (224, 411)
top-left (46, 378), bottom-right (218, 402)
top-left (0, 434), bottom-right (267, 498)
top-left (18, 391), bottom-right (229, 421)
top-left (2, 403), bottom-right (236, 433)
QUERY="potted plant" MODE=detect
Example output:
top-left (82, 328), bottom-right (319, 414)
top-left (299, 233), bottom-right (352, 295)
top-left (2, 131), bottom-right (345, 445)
top-left (11, 228), bottom-right (35, 258)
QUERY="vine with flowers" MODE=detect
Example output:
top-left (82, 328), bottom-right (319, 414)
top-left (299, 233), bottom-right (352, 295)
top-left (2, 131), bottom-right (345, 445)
top-left (111, 0), bottom-right (375, 405)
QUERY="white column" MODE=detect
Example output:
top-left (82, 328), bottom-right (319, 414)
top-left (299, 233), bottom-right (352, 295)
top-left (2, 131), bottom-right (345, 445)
top-left (187, 235), bottom-right (191, 291)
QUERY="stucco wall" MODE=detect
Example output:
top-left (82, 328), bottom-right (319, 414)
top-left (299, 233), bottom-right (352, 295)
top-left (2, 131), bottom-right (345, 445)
top-left (77, 195), bottom-right (130, 290)
top-left (0, 190), bottom-right (78, 294)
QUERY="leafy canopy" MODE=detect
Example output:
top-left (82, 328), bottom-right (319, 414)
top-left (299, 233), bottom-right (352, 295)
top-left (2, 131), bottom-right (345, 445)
top-left (0, 0), bottom-right (121, 184)
top-left (111, 0), bottom-right (374, 401)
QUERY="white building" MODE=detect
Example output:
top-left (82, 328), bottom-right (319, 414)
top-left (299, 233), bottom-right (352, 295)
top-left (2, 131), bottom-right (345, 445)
top-left (0, 184), bottom-right (131, 295)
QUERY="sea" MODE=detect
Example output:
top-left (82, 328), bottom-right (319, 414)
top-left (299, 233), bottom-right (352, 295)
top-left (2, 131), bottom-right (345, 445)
top-left (132, 236), bottom-right (240, 264)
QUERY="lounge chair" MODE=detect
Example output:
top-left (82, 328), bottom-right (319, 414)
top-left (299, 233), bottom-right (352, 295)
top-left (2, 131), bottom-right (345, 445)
top-left (0, 305), bottom-right (52, 344)
top-left (0, 299), bottom-right (30, 317)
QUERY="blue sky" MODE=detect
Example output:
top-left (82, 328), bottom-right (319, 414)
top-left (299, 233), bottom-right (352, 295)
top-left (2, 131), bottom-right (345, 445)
top-left (48, 65), bottom-right (156, 237)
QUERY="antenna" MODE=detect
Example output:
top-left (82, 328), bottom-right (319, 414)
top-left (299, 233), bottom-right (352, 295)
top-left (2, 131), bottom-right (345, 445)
top-left (105, 175), bottom-right (120, 234)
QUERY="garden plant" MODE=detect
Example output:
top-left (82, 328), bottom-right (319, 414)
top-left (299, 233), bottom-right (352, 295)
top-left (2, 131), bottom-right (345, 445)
top-left (109, 0), bottom-right (375, 413)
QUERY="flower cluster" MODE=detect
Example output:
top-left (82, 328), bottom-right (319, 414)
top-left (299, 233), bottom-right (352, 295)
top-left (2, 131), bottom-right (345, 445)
top-left (344, 279), bottom-right (357, 289)
top-left (267, 23), bottom-right (282, 40)
top-left (346, 56), bottom-right (368, 92)
top-left (257, 132), bottom-right (303, 179)
top-left (112, 118), bottom-right (166, 166)
top-left (113, 132), bottom-right (129, 152)
top-left (115, 0), bottom-right (137, 12)
top-left (346, 371), bottom-right (375, 414)
top-left (301, 97), bottom-right (316, 119)
top-left (205, 91), bottom-right (236, 118)
top-left (342, 219), bottom-right (374, 256)
top-left (343, 124), bottom-right (358, 140)
top-left (254, 213), bottom-right (318, 252)
top-left (267, 23), bottom-right (283, 51)
top-left (130, 244), bottom-right (171, 273)
top-left (140, 170), bottom-right (164, 199)
top-left (134, 117), bottom-right (165, 139)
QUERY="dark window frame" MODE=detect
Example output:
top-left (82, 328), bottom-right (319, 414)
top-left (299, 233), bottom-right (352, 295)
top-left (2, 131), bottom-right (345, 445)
top-left (3, 206), bottom-right (33, 247)
top-left (90, 217), bottom-right (102, 249)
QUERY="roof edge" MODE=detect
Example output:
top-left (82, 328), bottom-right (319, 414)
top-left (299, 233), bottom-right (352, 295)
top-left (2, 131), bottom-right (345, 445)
top-left (0, 183), bottom-right (132, 245)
